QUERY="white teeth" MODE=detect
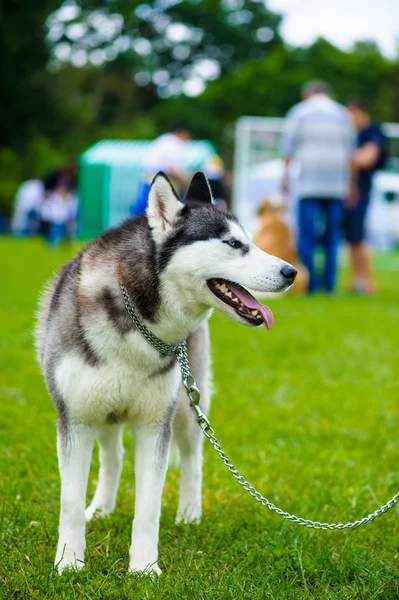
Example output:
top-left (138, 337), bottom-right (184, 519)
top-left (216, 282), bottom-right (229, 294)
top-left (251, 309), bottom-right (259, 316)
top-left (214, 281), bottom-right (236, 301)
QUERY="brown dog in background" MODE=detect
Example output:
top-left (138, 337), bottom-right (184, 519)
top-left (255, 198), bottom-right (309, 294)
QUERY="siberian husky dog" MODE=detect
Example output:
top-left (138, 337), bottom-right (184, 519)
top-left (36, 172), bottom-right (297, 575)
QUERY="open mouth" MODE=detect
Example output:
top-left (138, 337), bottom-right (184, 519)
top-left (206, 279), bottom-right (274, 330)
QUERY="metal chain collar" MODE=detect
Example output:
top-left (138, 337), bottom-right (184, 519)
top-left (120, 282), bottom-right (204, 415)
top-left (120, 281), bottom-right (399, 530)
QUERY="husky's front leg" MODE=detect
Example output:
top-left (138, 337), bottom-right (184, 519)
top-left (174, 323), bottom-right (210, 524)
top-left (174, 397), bottom-right (207, 523)
top-left (86, 424), bottom-right (124, 521)
top-left (129, 418), bottom-right (172, 575)
top-left (55, 422), bottom-right (94, 572)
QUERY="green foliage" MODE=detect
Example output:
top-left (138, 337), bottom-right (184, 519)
top-left (47, 0), bottom-right (282, 97)
top-left (2, 1), bottom-right (399, 216)
top-left (0, 0), bottom-right (62, 146)
top-left (154, 38), bottom-right (399, 161)
top-left (0, 138), bottom-right (66, 215)
top-left (0, 147), bottom-right (24, 215)
top-left (1, 238), bottom-right (399, 598)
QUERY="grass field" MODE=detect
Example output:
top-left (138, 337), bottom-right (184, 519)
top-left (1, 237), bottom-right (399, 599)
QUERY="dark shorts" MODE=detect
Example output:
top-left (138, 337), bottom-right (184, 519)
top-left (343, 193), bottom-right (370, 244)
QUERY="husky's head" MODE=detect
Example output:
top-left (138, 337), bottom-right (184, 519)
top-left (147, 171), bottom-right (297, 330)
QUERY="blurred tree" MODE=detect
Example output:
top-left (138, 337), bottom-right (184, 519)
top-left (1, 0), bottom-right (399, 218)
top-left (47, 0), bottom-right (282, 98)
top-left (0, 0), bottom-right (65, 215)
top-left (352, 40), bottom-right (382, 56)
top-left (0, 0), bottom-right (62, 146)
top-left (49, 59), bottom-right (156, 133)
top-left (196, 38), bottom-right (399, 122)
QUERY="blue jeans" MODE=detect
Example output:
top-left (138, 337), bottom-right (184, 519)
top-left (343, 191), bottom-right (370, 243)
top-left (130, 181), bottom-right (151, 216)
top-left (47, 222), bottom-right (67, 246)
top-left (298, 197), bottom-right (343, 293)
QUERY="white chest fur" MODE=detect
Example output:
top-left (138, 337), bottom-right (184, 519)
top-left (55, 318), bottom-right (181, 426)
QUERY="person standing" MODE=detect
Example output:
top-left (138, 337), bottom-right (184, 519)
top-left (281, 81), bottom-right (356, 293)
top-left (11, 179), bottom-right (44, 235)
top-left (40, 160), bottom-right (78, 246)
top-left (344, 98), bottom-right (387, 293)
top-left (132, 123), bottom-right (192, 216)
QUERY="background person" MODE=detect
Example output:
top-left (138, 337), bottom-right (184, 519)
top-left (11, 179), bottom-right (44, 235)
top-left (345, 98), bottom-right (387, 293)
top-left (40, 188), bottom-right (77, 247)
top-left (132, 122), bottom-right (192, 216)
top-left (40, 160), bottom-right (78, 246)
top-left (281, 80), bottom-right (356, 293)
top-left (144, 122), bottom-right (191, 185)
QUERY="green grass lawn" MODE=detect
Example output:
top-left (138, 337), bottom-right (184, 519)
top-left (1, 237), bottom-right (399, 599)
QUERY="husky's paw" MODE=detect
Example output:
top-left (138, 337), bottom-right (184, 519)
top-left (128, 562), bottom-right (162, 577)
top-left (55, 547), bottom-right (85, 574)
top-left (85, 503), bottom-right (112, 522)
top-left (176, 505), bottom-right (201, 525)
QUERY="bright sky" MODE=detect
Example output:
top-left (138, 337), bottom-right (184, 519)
top-left (268, 0), bottom-right (399, 58)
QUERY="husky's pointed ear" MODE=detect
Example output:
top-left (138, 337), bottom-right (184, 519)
top-left (147, 172), bottom-right (184, 237)
top-left (184, 171), bottom-right (214, 205)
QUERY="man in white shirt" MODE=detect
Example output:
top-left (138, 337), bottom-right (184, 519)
top-left (133, 123), bottom-right (192, 215)
top-left (281, 81), bottom-right (356, 293)
top-left (144, 122), bottom-right (191, 184)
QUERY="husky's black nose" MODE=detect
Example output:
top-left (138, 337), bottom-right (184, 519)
top-left (280, 264), bottom-right (298, 282)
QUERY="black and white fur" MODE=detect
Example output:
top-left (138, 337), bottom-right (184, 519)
top-left (36, 172), bottom-right (296, 575)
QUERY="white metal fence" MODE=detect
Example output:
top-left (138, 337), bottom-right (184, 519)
top-left (232, 116), bottom-right (399, 242)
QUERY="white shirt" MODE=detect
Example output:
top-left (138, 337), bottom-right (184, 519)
top-left (144, 133), bottom-right (185, 175)
top-left (281, 94), bottom-right (356, 198)
top-left (40, 191), bottom-right (77, 225)
top-left (11, 179), bottom-right (44, 233)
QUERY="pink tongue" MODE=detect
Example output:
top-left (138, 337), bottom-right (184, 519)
top-left (227, 283), bottom-right (274, 330)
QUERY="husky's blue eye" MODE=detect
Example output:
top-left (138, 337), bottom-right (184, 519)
top-left (224, 239), bottom-right (242, 249)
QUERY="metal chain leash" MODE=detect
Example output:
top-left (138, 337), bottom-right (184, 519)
top-left (120, 282), bottom-right (399, 530)
top-left (198, 424), bottom-right (399, 530)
